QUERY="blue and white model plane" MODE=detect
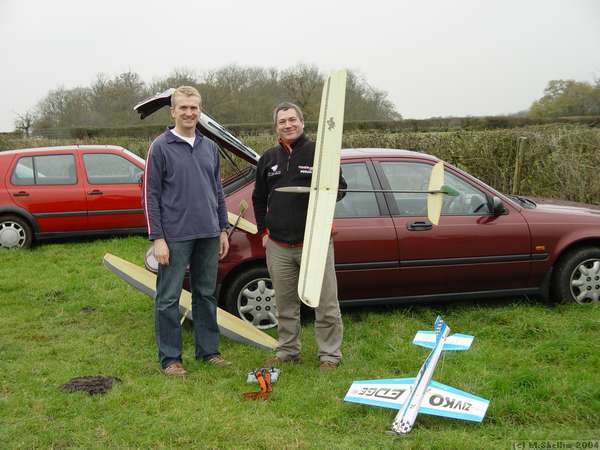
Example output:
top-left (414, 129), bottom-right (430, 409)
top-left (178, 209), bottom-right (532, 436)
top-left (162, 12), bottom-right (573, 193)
top-left (344, 316), bottom-right (489, 434)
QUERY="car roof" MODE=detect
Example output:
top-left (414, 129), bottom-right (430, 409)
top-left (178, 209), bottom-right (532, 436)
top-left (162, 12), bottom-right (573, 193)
top-left (0, 145), bottom-right (126, 156)
top-left (341, 148), bottom-right (440, 162)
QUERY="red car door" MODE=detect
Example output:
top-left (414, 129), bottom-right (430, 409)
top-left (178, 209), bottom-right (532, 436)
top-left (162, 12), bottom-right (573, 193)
top-left (80, 150), bottom-right (146, 231)
top-left (332, 161), bottom-right (401, 301)
top-left (375, 159), bottom-right (531, 296)
top-left (7, 152), bottom-right (88, 232)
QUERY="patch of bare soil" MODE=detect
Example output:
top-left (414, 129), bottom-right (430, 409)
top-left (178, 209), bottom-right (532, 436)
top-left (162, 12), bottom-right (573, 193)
top-left (60, 376), bottom-right (121, 395)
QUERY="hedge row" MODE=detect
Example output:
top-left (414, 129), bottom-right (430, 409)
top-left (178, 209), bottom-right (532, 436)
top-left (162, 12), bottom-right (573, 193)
top-left (29, 115), bottom-right (600, 139)
top-left (2, 124), bottom-right (599, 205)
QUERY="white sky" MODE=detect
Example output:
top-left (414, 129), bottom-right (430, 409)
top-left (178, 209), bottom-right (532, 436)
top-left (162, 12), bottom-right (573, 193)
top-left (0, 0), bottom-right (599, 131)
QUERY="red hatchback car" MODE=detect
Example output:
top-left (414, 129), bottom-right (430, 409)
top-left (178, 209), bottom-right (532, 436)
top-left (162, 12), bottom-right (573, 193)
top-left (0, 145), bottom-right (146, 248)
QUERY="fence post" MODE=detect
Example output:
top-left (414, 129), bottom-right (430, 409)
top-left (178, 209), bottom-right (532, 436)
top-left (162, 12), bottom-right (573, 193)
top-left (512, 137), bottom-right (527, 194)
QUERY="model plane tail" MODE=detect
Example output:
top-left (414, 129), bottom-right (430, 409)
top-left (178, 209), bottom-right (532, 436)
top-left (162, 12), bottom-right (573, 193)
top-left (413, 315), bottom-right (473, 351)
top-left (413, 331), bottom-right (474, 351)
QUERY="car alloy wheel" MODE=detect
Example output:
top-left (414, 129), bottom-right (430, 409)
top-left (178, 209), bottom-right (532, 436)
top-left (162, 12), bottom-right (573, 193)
top-left (224, 267), bottom-right (278, 330)
top-left (236, 277), bottom-right (278, 330)
top-left (569, 258), bottom-right (600, 304)
top-left (0, 216), bottom-right (32, 249)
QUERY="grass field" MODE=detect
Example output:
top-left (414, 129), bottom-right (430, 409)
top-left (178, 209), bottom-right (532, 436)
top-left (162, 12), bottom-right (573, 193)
top-left (1, 237), bottom-right (600, 449)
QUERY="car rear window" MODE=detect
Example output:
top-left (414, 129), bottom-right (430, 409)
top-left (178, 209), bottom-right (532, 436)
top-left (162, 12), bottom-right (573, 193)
top-left (11, 156), bottom-right (35, 185)
top-left (11, 154), bottom-right (77, 185)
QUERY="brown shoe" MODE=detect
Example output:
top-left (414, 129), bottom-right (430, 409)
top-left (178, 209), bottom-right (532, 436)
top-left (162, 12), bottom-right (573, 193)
top-left (263, 355), bottom-right (301, 367)
top-left (206, 355), bottom-right (232, 367)
top-left (163, 362), bottom-right (187, 376)
top-left (319, 361), bottom-right (339, 373)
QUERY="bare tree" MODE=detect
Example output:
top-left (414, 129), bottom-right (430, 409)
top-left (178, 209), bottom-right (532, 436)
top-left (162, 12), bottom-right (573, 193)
top-left (280, 64), bottom-right (323, 118)
top-left (14, 110), bottom-right (36, 136)
top-left (148, 67), bottom-right (199, 94)
top-left (27, 64), bottom-right (401, 129)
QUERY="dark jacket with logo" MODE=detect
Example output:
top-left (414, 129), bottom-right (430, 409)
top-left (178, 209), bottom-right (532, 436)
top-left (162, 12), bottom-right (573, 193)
top-left (252, 134), bottom-right (347, 245)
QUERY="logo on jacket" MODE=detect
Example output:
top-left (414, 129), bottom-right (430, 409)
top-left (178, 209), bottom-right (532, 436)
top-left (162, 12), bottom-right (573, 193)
top-left (268, 164), bottom-right (281, 177)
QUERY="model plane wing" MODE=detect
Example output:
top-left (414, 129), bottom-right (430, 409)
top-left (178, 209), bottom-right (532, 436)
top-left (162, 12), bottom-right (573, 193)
top-left (102, 253), bottom-right (277, 351)
top-left (420, 380), bottom-right (489, 422)
top-left (344, 378), bottom-right (415, 409)
top-left (298, 69), bottom-right (347, 308)
top-left (344, 378), bottom-right (488, 423)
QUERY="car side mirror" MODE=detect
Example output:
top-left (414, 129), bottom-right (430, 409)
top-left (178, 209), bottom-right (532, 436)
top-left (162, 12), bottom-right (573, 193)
top-left (489, 196), bottom-right (507, 216)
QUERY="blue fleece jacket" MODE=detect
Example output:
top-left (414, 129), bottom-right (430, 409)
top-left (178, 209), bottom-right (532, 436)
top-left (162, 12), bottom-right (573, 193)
top-left (143, 128), bottom-right (228, 241)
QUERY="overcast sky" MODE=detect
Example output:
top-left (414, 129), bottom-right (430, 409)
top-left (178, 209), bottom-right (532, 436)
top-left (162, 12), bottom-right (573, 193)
top-left (1, 0), bottom-right (599, 131)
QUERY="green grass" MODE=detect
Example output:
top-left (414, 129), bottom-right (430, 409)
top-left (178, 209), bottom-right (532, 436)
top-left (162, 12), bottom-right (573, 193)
top-left (1, 237), bottom-right (599, 449)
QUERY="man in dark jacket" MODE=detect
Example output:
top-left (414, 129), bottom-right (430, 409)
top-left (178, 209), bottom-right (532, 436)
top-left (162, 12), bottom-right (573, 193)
top-left (144, 86), bottom-right (231, 376)
top-left (252, 102), bottom-right (346, 372)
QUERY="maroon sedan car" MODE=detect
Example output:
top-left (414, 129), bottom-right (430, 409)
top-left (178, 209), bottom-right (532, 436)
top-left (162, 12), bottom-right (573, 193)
top-left (204, 148), bottom-right (599, 329)
top-left (135, 91), bottom-right (600, 330)
top-left (141, 143), bottom-right (600, 329)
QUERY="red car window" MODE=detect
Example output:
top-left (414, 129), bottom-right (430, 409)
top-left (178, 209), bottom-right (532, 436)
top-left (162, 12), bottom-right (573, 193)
top-left (83, 153), bottom-right (143, 184)
top-left (11, 154), bottom-right (76, 186)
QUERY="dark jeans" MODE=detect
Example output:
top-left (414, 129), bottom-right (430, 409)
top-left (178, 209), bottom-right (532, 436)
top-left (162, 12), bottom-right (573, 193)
top-left (155, 237), bottom-right (220, 368)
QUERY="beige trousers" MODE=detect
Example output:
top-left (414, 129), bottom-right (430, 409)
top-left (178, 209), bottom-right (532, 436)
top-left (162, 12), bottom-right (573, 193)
top-left (265, 239), bottom-right (343, 363)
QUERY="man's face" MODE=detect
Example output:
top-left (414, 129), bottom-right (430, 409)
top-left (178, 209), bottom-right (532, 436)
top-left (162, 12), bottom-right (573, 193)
top-left (276, 108), bottom-right (304, 143)
top-left (170, 94), bottom-right (201, 131)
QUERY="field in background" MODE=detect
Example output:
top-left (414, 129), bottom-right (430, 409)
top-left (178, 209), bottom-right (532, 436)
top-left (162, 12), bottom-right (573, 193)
top-left (1, 122), bottom-right (599, 447)
top-left (2, 123), bottom-right (599, 205)
top-left (1, 236), bottom-right (599, 449)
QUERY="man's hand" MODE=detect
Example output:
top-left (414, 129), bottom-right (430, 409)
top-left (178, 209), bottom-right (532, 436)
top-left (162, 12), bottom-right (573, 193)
top-left (153, 238), bottom-right (169, 266)
top-left (262, 234), bottom-right (269, 248)
top-left (219, 231), bottom-right (230, 260)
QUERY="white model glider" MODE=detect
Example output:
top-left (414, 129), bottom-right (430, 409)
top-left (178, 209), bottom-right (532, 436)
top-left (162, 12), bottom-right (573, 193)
top-left (344, 316), bottom-right (489, 434)
top-left (297, 69), bottom-right (348, 308)
top-left (275, 73), bottom-right (455, 309)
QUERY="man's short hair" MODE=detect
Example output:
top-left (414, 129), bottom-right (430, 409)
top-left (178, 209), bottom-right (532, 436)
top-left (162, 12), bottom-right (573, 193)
top-left (171, 86), bottom-right (202, 107)
top-left (273, 102), bottom-right (304, 124)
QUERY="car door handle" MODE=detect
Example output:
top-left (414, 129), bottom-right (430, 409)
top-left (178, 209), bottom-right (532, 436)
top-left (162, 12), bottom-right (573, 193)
top-left (407, 221), bottom-right (432, 231)
top-left (13, 191), bottom-right (30, 197)
top-left (87, 190), bottom-right (103, 196)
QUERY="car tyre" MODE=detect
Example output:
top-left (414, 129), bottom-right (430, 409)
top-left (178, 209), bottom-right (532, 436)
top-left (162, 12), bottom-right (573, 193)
top-left (0, 215), bottom-right (33, 249)
top-left (224, 266), bottom-right (278, 330)
top-left (552, 247), bottom-right (600, 304)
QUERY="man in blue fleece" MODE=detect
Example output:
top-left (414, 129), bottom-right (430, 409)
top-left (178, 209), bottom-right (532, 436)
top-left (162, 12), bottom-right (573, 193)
top-left (143, 86), bottom-right (230, 376)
